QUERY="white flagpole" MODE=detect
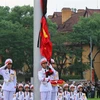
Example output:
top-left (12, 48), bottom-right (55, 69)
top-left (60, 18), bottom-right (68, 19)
top-left (34, 0), bottom-right (42, 99)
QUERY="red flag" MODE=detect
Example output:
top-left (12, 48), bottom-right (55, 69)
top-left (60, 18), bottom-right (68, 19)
top-left (40, 16), bottom-right (52, 61)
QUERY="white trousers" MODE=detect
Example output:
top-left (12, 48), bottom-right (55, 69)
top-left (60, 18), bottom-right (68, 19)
top-left (3, 90), bottom-right (14, 100)
top-left (40, 91), bottom-right (51, 100)
top-left (51, 92), bottom-right (57, 100)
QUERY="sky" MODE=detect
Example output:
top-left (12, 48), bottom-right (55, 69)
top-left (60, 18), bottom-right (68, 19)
top-left (0, 0), bottom-right (100, 15)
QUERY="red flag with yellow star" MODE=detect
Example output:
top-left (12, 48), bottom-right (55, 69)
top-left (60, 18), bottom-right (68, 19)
top-left (40, 16), bottom-right (52, 61)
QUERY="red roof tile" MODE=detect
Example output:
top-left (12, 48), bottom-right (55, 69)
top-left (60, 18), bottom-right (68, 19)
top-left (49, 12), bottom-right (62, 26)
top-left (84, 7), bottom-right (100, 16)
top-left (58, 11), bottom-right (85, 32)
top-left (52, 12), bottom-right (62, 17)
top-left (48, 7), bottom-right (100, 32)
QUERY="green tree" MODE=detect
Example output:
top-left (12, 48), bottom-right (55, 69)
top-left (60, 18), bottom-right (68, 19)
top-left (67, 13), bottom-right (100, 80)
top-left (0, 20), bottom-right (33, 69)
top-left (68, 58), bottom-right (89, 78)
top-left (7, 5), bottom-right (33, 28)
top-left (0, 6), bottom-right (10, 20)
top-left (0, 6), bottom-right (33, 77)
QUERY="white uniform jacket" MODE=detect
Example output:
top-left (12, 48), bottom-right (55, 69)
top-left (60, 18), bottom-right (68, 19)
top-left (16, 91), bottom-right (24, 100)
top-left (69, 92), bottom-right (77, 100)
top-left (57, 92), bottom-right (64, 100)
top-left (38, 66), bottom-right (56, 92)
top-left (0, 65), bottom-right (17, 92)
top-left (76, 92), bottom-right (87, 100)
top-left (29, 92), bottom-right (34, 100)
top-left (63, 91), bottom-right (70, 100)
top-left (23, 92), bottom-right (30, 100)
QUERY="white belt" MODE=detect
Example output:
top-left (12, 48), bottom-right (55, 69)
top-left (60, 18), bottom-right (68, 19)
top-left (4, 79), bottom-right (12, 83)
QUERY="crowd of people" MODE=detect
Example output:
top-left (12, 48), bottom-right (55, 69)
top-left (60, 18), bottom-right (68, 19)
top-left (0, 58), bottom-right (100, 100)
top-left (57, 80), bottom-right (100, 100)
top-left (0, 80), bottom-right (100, 100)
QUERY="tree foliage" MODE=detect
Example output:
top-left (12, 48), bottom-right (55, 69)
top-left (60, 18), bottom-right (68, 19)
top-left (68, 13), bottom-right (100, 47)
top-left (67, 13), bottom-right (100, 80)
top-left (0, 6), bottom-right (33, 76)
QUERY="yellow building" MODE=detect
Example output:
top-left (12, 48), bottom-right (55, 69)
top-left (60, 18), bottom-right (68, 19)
top-left (82, 45), bottom-right (100, 80)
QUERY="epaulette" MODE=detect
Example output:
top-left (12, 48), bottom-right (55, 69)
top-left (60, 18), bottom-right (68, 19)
top-left (13, 70), bottom-right (16, 76)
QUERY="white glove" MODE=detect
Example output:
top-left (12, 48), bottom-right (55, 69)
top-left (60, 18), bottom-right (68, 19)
top-left (45, 78), bottom-right (50, 82)
top-left (4, 63), bottom-right (8, 67)
top-left (0, 64), bottom-right (8, 70)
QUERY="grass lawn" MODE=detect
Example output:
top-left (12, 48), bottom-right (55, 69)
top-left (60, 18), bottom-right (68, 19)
top-left (88, 98), bottom-right (100, 100)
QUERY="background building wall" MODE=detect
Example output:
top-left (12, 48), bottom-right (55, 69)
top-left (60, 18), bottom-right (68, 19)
top-left (82, 45), bottom-right (100, 80)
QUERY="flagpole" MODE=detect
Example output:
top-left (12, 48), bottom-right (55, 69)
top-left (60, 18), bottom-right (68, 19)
top-left (34, 0), bottom-right (42, 100)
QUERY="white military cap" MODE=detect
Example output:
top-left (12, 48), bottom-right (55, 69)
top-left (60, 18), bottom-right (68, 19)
top-left (69, 84), bottom-right (75, 89)
top-left (40, 57), bottom-right (47, 65)
top-left (63, 83), bottom-right (69, 88)
top-left (51, 59), bottom-right (55, 63)
top-left (5, 58), bottom-right (13, 64)
top-left (24, 84), bottom-right (29, 89)
top-left (30, 85), bottom-right (34, 89)
top-left (77, 85), bottom-right (83, 89)
top-left (18, 83), bottom-right (23, 88)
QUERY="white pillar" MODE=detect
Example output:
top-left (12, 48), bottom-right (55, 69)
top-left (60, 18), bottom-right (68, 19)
top-left (34, 0), bottom-right (42, 99)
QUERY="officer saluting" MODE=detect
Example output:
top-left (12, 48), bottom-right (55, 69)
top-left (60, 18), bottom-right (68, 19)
top-left (0, 58), bottom-right (17, 100)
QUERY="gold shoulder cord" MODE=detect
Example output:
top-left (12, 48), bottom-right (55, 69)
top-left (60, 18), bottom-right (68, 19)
top-left (14, 70), bottom-right (16, 77)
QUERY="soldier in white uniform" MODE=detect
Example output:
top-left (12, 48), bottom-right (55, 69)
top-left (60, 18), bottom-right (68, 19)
top-left (16, 83), bottom-right (24, 100)
top-left (38, 57), bottom-right (56, 100)
top-left (63, 83), bottom-right (70, 100)
top-left (76, 85), bottom-right (87, 100)
top-left (0, 58), bottom-right (17, 100)
top-left (29, 85), bottom-right (34, 100)
top-left (50, 59), bottom-right (59, 100)
top-left (57, 86), bottom-right (63, 100)
top-left (23, 84), bottom-right (30, 100)
top-left (69, 84), bottom-right (77, 100)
